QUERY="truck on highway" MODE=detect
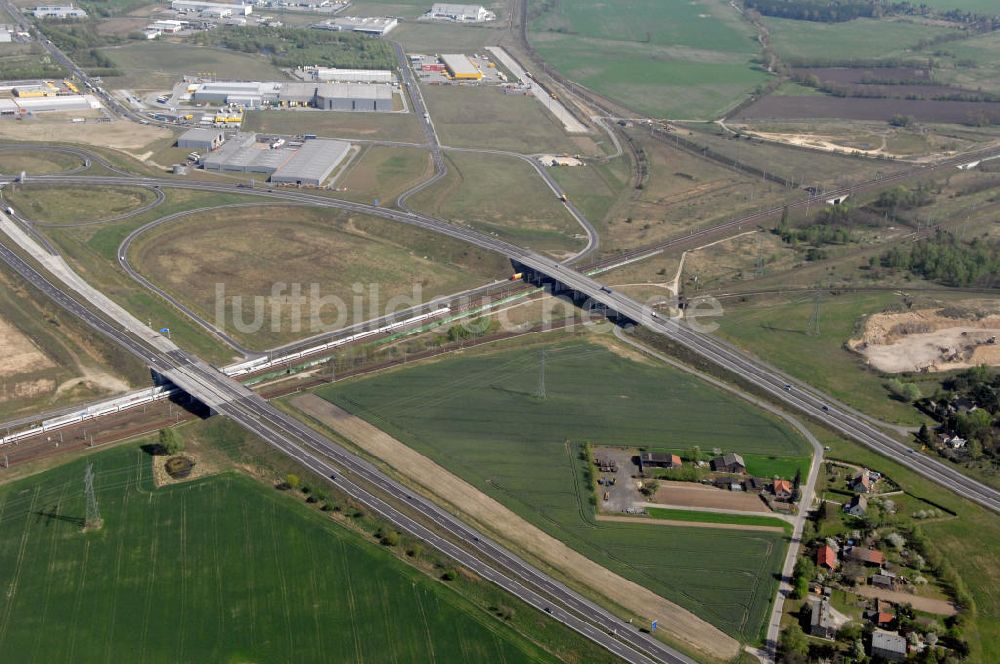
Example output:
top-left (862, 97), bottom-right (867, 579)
top-left (509, 272), bottom-right (523, 281)
top-left (558, 193), bottom-right (567, 202)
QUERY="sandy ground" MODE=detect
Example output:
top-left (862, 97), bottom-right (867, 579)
top-left (0, 115), bottom-right (170, 150)
top-left (849, 307), bottom-right (1000, 373)
top-left (596, 514), bottom-right (785, 533)
top-left (0, 316), bottom-right (55, 378)
top-left (291, 394), bottom-right (741, 661)
top-left (853, 586), bottom-right (957, 616)
top-left (652, 481), bottom-right (772, 513)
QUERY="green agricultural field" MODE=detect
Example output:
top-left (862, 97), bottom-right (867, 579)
top-left (127, 204), bottom-right (512, 348)
top-left (646, 508), bottom-right (791, 532)
top-left (936, 30), bottom-right (1000, 96)
top-left (762, 17), bottom-right (956, 63)
top-left (421, 84), bottom-right (594, 154)
top-left (0, 444), bottom-right (565, 663)
top-left (100, 42), bottom-right (287, 92)
top-left (336, 145), bottom-right (431, 204)
top-left (548, 160), bottom-right (629, 235)
top-left (0, 148), bottom-right (82, 175)
top-left (6, 185), bottom-right (156, 224)
top-left (318, 337), bottom-right (805, 641)
top-left (348, 0), bottom-right (431, 18)
top-left (714, 293), bottom-right (928, 426)
top-left (529, 0), bottom-right (768, 119)
top-left (409, 151), bottom-right (585, 256)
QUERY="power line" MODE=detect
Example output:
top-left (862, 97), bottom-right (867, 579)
top-left (536, 349), bottom-right (546, 400)
top-left (84, 462), bottom-right (103, 530)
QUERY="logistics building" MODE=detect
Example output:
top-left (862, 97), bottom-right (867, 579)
top-left (0, 94), bottom-right (94, 115)
top-left (299, 67), bottom-right (394, 84)
top-left (177, 127), bottom-right (225, 151)
top-left (189, 80), bottom-right (393, 111)
top-left (201, 133), bottom-right (350, 186)
top-left (31, 4), bottom-right (87, 18)
top-left (441, 53), bottom-right (482, 80)
top-left (425, 3), bottom-right (494, 22)
top-left (311, 16), bottom-right (397, 35)
top-left (171, 0), bottom-right (252, 15)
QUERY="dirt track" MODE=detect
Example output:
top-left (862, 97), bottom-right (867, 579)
top-left (596, 514), bottom-right (785, 533)
top-left (291, 393), bottom-right (741, 661)
top-left (853, 586), bottom-right (957, 616)
top-left (653, 481), bottom-right (772, 513)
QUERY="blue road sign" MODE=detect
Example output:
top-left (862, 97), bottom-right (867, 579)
top-left (159, 328), bottom-right (170, 334)
top-left (651, 619), bottom-right (658, 632)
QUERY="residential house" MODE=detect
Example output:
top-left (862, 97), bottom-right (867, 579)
top-left (871, 629), bottom-right (908, 662)
top-left (772, 478), bottom-right (793, 501)
top-left (816, 544), bottom-right (838, 571)
top-left (810, 598), bottom-right (838, 639)
top-left (849, 546), bottom-right (885, 567)
top-left (844, 494), bottom-right (868, 517)
top-left (850, 469), bottom-right (874, 493)
top-left (709, 452), bottom-right (746, 474)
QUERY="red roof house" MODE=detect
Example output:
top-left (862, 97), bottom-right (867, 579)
top-left (817, 545), bottom-right (838, 570)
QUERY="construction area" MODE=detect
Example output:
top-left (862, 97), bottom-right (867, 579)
top-left (198, 133), bottom-right (351, 186)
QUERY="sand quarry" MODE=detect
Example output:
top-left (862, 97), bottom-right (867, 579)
top-left (849, 305), bottom-right (1000, 373)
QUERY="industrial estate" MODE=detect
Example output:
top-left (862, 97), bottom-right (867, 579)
top-left (0, 1), bottom-right (999, 664)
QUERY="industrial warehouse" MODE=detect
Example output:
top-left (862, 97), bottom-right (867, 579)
top-left (188, 80), bottom-right (394, 111)
top-left (295, 67), bottom-right (395, 84)
top-left (200, 133), bottom-right (351, 186)
top-left (170, 0), bottom-right (252, 16)
top-left (0, 79), bottom-right (98, 116)
top-left (310, 16), bottom-right (398, 36)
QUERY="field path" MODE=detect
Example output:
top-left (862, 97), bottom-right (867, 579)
top-left (595, 514), bottom-right (785, 533)
top-left (291, 393), bottom-right (741, 661)
top-left (852, 586), bottom-right (957, 616)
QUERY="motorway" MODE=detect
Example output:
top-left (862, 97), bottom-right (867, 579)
top-left (6, 162), bottom-right (1000, 516)
top-left (0, 223), bottom-right (698, 664)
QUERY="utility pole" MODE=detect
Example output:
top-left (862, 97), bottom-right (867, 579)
top-left (536, 349), bottom-right (546, 400)
top-left (808, 290), bottom-right (823, 337)
top-left (84, 463), bottom-right (103, 530)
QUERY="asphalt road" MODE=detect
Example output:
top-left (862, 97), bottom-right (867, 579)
top-left (0, 224), bottom-right (696, 664)
top-left (6, 166), bottom-right (1000, 514)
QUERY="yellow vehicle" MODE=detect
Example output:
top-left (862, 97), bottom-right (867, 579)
top-left (509, 272), bottom-right (523, 281)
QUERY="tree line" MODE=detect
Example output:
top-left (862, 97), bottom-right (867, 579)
top-left (880, 230), bottom-right (1000, 287)
top-left (192, 27), bottom-right (395, 70)
top-left (744, 0), bottom-right (999, 26)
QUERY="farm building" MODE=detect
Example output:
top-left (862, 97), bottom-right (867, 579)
top-left (844, 494), bottom-right (868, 517)
top-left (171, 0), bottom-right (252, 15)
top-left (742, 476), bottom-right (766, 492)
top-left (425, 3), bottom-right (495, 22)
top-left (177, 128), bottom-right (225, 151)
top-left (638, 452), bottom-right (681, 470)
top-left (872, 573), bottom-right (896, 590)
top-left (0, 25), bottom-right (13, 42)
top-left (849, 546), bottom-right (884, 566)
top-left (709, 453), bottom-right (746, 474)
top-left (31, 5), bottom-right (87, 18)
top-left (312, 16), bottom-right (398, 36)
top-left (270, 138), bottom-right (350, 186)
top-left (299, 67), bottom-right (394, 84)
top-left (816, 544), bottom-right (837, 570)
top-left (810, 598), bottom-right (837, 639)
top-left (871, 630), bottom-right (907, 662)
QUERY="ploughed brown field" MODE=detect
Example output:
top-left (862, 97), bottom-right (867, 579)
top-left (735, 96), bottom-right (1000, 124)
